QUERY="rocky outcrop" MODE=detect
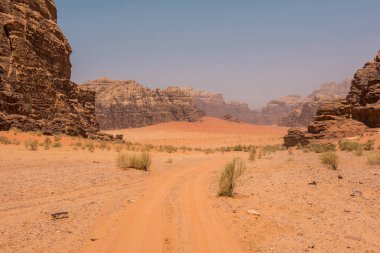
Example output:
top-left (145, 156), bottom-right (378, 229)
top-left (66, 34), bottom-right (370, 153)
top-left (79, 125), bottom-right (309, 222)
top-left (81, 78), bottom-right (204, 130)
top-left (284, 51), bottom-right (380, 147)
top-left (260, 95), bottom-right (308, 125)
top-left (0, 0), bottom-right (98, 136)
top-left (181, 88), bottom-right (261, 123)
top-left (277, 80), bottom-right (351, 127)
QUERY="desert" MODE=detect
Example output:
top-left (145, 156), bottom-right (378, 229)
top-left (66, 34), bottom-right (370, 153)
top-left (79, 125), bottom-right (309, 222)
top-left (1, 0), bottom-right (380, 253)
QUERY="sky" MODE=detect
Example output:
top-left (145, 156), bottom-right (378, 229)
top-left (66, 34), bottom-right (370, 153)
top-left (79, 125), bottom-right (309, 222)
top-left (55, 0), bottom-right (380, 108)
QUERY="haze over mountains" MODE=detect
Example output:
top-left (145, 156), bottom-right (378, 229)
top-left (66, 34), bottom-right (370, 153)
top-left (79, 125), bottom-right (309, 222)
top-left (82, 78), bottom-right (350, 129)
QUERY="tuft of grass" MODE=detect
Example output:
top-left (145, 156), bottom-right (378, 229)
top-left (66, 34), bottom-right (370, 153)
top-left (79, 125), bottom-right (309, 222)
top-left (44, 137), bottom-right (52, 150)
top-left (0, 136), bottom-right (11, 145)
top-left (320, 151), bottom-right (339, 170)
top-left (248, 146), bottom-right (257, 161)
top-left (52, 141), bottom-right (62, 148)
top-left (218, 158), bottom-right (246, 197)
top-left (355, 146), bottom-right (363, 156)
top-left (304, 143), bottom-right (336, 153)
top-left (166, 158), bottom-right (173, 164)
top-left (117, 152), bottom-right (152, 171)
top-left (339, 140), bottom-right (362, 152)
top-left (367, 152), bottom-right (380, 165)
top-left (25, 139), bottom-right (39, 151)
top-left (363, 139), bottom-right (375, 151)
top-left (86, 141), bottom-right (95, 152)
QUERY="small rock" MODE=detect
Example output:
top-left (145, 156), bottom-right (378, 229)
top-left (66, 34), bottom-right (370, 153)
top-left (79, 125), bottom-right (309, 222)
top-left (308, 181), bottom-right (317, 185)
top-left (247, 209), bottom-right (260, 216)
top-left (338, 175), bottom-right (343, 179)
top-left (51, 212), bottom-right (69, 220)
top-left (128, 200), bottom-right (136, 203)
top-left (90, 238), bottom-right (98, 241)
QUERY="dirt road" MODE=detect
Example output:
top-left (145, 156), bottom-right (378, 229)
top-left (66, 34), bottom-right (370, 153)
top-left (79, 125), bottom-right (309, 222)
top-left (82, 156), bottom-right (245, 253)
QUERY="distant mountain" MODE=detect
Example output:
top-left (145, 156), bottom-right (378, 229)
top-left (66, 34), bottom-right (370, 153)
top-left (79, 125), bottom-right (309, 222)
top-left (180, 88), bottom-right (262, 123)
top-left (81, 78), bottom-right (204, 130)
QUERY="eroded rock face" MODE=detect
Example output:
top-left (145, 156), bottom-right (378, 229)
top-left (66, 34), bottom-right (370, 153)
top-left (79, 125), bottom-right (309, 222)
top-left (181, 87), bottom-right (261, 123)
top-left (81, 78), bottom-right (204, 130)
top-left (278, 80), bottom-right (351, 127)
top-left (0, 0), bottom-right (98, 136)
top-left (284, 51), bottom-right (380, 147)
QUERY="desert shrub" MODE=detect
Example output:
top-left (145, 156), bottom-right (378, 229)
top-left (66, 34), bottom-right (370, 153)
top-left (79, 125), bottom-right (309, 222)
top-left (52, 141), bottom-right (62, 148)
top-left (203, 148), bottom-right (214, 154)
top-left (339, 140), bottom-right (362, 152)
top-left (363, 139), bottom-right (375, 151)
top-left (163, 145), bottom-right (177, 153)
top-left (320, 151), bottom-right (339, 170)
top-left (355, 146), bottom-right (363, 156)
top-left (86, 141), bottom-right (95, 152)
top-left (114, 145), bottom-right (123, 152)
top-left (25, 140), bottom-right (39, 151)
top-left (218, 158), bottom-right (246, 197)
top-left (166, 158), bottom-right (173, 164)
top-left (11, 138), bottom-right (20, 145)
top-left (117, 152), bottom-right (152, 171)
top-left (305, 143), bottom-right (336, 153)
top-left (248, 146), bottom-right (257, 161)
top-left (0, 136), bottom-right (11, 145)
top-left (233, 144), bottom-right (243, 152)
top-left (44, 137), bottom-right (52, 149)
top-left (287, 148), bottom-right (294, 155)
top-left (367, 152), bottom-right (380, 165)
top-left (54, 136), bottom-right (61, 142)
top-left (10, 127), bottom-right (21, 135)
top-left (99, 141), bottom-right (108, 150)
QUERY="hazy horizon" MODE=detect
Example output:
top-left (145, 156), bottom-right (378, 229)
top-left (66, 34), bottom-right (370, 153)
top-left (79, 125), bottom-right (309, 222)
top-left (56, 0), bottom-right (380, 108)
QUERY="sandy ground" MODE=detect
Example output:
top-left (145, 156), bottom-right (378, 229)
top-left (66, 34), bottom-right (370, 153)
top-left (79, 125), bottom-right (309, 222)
top-left (106, 117), bottom-right (289, 147)
top-left (0, 120), bottom-right (379, 253)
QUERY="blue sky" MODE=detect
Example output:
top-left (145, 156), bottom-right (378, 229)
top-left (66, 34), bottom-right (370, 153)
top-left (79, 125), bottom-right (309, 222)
top-left (55, 0), bottom-right (380, 108)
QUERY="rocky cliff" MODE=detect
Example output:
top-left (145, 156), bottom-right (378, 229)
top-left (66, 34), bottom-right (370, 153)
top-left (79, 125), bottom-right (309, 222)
top-left (181, 87), bottom-right (261, 123)
top-left (81, 78), bottom-right (204, 130)
top-left (284, 51), bottom-right (380, 147)
top-left (278, 79), bottom-right (351, 127)
top-left (0, 0), bottom-right (98, 136)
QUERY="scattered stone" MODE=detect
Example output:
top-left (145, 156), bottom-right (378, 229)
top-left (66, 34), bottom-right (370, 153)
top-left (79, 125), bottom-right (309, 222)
top-left (90, 238), bottom-right (98, 242)
top-left (247, 209), bottom-right (260, 216)
top-left (51, 212), bottom-right (69, 220)
top-left (338, 175), bottom-right (343, 179)
top-left (308, 181), bottom-right (317, 185)
top-left (128, 200), bottom-right (136, 204)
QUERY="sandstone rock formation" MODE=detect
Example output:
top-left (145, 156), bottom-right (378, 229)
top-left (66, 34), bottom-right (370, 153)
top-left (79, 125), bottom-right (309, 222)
top-left (81, 78), bottom-right (204, 130)
top-left (284, 51), bottom-right (380, 147)
top-left (0, 0), bottom-right (98, 136)
top-left (181, 88), bottom-right (261, 123)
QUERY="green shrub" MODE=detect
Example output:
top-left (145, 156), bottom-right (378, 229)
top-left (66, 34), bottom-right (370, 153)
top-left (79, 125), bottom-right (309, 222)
top-left (0, 136), bottom-right (11, 145)
top-left (117, 152), bottom-right (152, 171)
top-left (320, 151), bottom-right (339, 170)
top-left (25, 140), bottom-right (39, 151)
top-left (367, 152), bottom-right (380, 165)
top-left (248, 146), bottom-right (257, 161)
top-left (218, 158), bottom-right (246, 197)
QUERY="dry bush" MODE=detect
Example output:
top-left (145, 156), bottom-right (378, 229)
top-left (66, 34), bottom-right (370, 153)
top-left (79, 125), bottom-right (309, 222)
top-left (218, 158), bottom-right (246, 197)
top-left (44, 137), bottom-right (52, 150)
top-left (52, 141), bottom-right (62, 148)
top-left (320, 151), bottom-right (339, 170)
top-left (0, 136), bottom-right (11, 145)
top-left (339, 140), bottom-right (362, 152)
top-left (363, 139), bottom-right (375, 151)
top-left (248, 146), bottom-right (257, 161)
top-left (25, 140), bottom-right (39, 151)
top-left (86, 141), bottom-right (95, 152)
top-left (117, 152), bottom-right (152, 171)
top-left (367, 152), bottom-right (380, 165)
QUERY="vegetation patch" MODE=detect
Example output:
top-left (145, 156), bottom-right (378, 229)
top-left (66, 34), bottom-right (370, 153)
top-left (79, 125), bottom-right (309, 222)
top-left (218, 158), bottom-right (246, 197)
top-left (367, 152), bottom-right (380, 165)
top-left (117, 152), bottom-right (152, 171)
top-left (320, 151), bottom-right (339, 170)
